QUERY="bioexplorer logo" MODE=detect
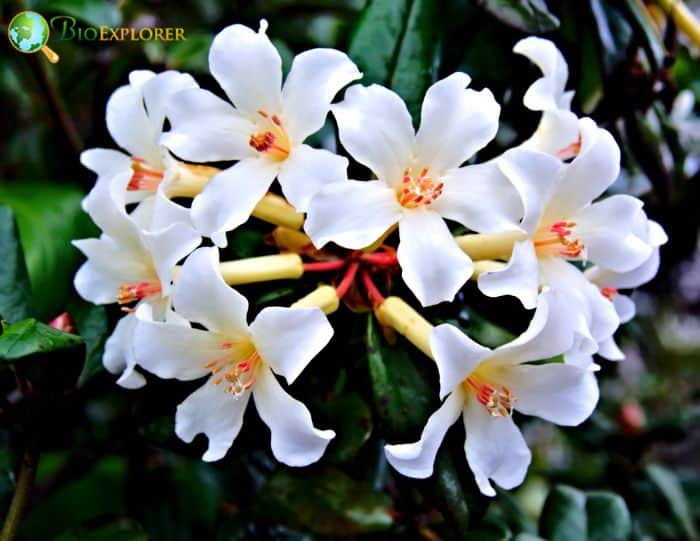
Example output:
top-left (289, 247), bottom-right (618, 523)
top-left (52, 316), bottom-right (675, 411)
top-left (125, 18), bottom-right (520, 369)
top-left (7, 10), bottom-right (186, 63)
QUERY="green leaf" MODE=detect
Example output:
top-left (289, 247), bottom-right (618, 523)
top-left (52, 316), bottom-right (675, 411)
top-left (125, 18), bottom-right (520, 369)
top-left (621, 0), bottom-right (666, 72)
top-left (0, 319), bottom-right (83, 361)
top-left (434, 451), bottom-right (471, 531)
top-left (323, 393), bottom-right (373, 463)
top-left (69, 301), bottom-right (108, 386)
top-left (54, 520), bottom-right (147, 541)
top-left (348, 0), bottom-right (412, 85)
top-left (0, 206), bottom-right (33, 323)
top-left (0, 183), bottom-right (96, 319)
top-left (646, 464), bottom-right (699, 541)
top-left (348, 0), bottom-right (440, 120)
top-left (366, 314), bottom-right (433, 436)
top-left (478, 0), bottom-right (560, 33)
top-left (164, 32), bottom-right (214, 73)
top-left (539, 485), bottom-right (632, 541)
top-left (33, 0), bottom-right (123, 27)
top-left (259, 468), bottom-right (393, 535)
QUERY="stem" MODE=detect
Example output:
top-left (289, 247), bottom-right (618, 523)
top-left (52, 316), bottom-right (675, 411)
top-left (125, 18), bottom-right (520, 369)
top-left (166, 162), bottom-right (219, 198)
top-left (303, 259), bottom-right (346, 272)
top-left (361, 271), bottom-right (386, 308)
top-left (455, 230), bottom-right (526, 261)
top-left (335, 262), bottom-right (360, 299)
top-left (1, 446), bottom-right (39, 541)
top-left (28, 54), bottom-right (83, 157)
top-left (360, 252), bottom-right (398, 266)
top-left (251, 194), bottom-right (305, 230)
top-left (374, 296), bottom-right (434, 360)
top-left (656, 0), bottom-right (700, 48)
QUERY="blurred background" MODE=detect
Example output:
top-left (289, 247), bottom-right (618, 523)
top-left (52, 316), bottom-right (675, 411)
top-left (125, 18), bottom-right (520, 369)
top-left (0, 0), bottom-right (699, 539)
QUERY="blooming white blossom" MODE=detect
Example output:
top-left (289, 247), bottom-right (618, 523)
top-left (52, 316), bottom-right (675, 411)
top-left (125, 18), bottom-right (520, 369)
top-left (80, 69), bottom-right (204, 224)
top-left (579, 220), bottom-right (668, 362)
top-left (305, 74), bottom-right (523, 306)
top-left (513, 36), bottom-right (580, 158)
top-left (161, 21), bottom-right (361, 246)
top-left (73, 173), bottom-right (201, 388)
top-left (384, 290), bottom-right (599, 496)
top-left (132, 247), bottom-right (335, 465)
top-left (477, 120), bottom-right (663, 359)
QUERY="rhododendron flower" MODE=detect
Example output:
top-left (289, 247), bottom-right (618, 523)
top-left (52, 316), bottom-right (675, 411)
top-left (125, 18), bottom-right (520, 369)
top-left (80, 69), bottom-right (204, 222)
top-left (384, 290), bottom-right (599, 495)
top-left (73, 173), bottom-right (201, 388)
top-left (578, 220), bottom-right (668, 362)
top-left (133, 247), bottom-right (335, 465)
top-left (161, 21), bottom-right (361, 245)
top-left (513, 36), bottom-right (580, 158)
top-left (478, 121), bottom-right (661, 358)
top-left (305, 74), bottom-right (522, 306)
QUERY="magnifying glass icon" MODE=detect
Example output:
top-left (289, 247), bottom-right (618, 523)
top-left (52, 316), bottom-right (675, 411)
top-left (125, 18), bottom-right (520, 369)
top-left (8, 11), bottom-right (60, 63)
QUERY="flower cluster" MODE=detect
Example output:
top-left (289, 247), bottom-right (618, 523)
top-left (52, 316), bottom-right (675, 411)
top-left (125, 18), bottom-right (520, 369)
top-left (74, 23), bottom-right (666, 496)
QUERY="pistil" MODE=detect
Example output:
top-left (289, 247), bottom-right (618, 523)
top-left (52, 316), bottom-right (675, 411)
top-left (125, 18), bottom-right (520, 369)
top-left (129, 157), bottom-right (164, 191)
top-left (397, 166), bottom-right (444, 208)
top-left (249, 110), bottom-right (290, 161)
top-left (464, 373), bottom-right (515, 417)
top-left (534, 221), bottom-right (585, 258)
top-left (117, 281), bottom-right (161, 309)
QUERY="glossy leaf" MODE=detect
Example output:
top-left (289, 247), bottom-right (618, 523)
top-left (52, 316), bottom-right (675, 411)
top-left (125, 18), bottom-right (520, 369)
top-left (0, 183), bottom-right (97, 320)
top-left (0, 318), bottom-right (83, 362)
top-left (34, 0), bottom-right (123, 27)
top-left (259, 468), bottom-right (393, 535)
top-left (0, 206), bottom-right (33, 323)
top-left (478, 0), bottom-right (560, 33)
top-left (646, 464), bottom-right (699, 541)
top-left (323, 393), bottom-right (373, 463)
top-left (69, 300), bottom-right (108, 386)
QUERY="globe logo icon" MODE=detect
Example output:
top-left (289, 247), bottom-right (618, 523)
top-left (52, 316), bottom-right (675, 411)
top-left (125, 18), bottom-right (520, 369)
top-left (7, 11), bottom-right (59, 63)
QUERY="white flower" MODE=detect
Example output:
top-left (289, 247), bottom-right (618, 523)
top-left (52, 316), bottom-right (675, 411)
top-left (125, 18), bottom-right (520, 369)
top-left (132, 247), bottom-right (335, 465)
top-left (513, 37), bottom-right (580, 158)
top-left (305, 74), bottom-right (521, 306)
top-left (80, 69), bottom-right (202, 226)
top-left (477, 120), bottom-right (659, 358)
top-left (73, 173), bottom-right (201, 387)
top-left (384, 290), bottom-right (599, 496)
top-left (579, 220), bottom-right (668, 362)
top-left (161, 21), bottom-right (361, 245)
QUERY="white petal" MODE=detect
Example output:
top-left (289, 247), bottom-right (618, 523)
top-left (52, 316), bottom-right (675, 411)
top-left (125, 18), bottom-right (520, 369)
top-left (304, 180), bottom-right (401, 249)
top-left (614, 294), bottom-right (636, 323)
top-left (250, 306), bottom-right (333, 385)
top-left (253, 366), bottom-right (334, 466)
top-left (432, 161), bottom-right (522, 233)
top-left (173, 247), bottom-right (250, 336)
top-left (208, 23), bottom-right (282, 118)
top-left (148, 189), bottom-right (193, 231)
top-left (281, 48), bottom-right (362, 142)
top-left (574, 195), bottom-right (652, 272)
top-left (175, 379), bottom-right (251, 462)
top-left (586, 248), bottom-right (660, 291)
top-left (332, 84), bottom-right (414, 184)
top-left (463, 394), bottom-right (531, 497)
top-left (384, 390), bottom-right (464, 478)
top-left (488, 288), bottom-right (575, 365)
top-left (497, 363), bottom-right (599, 425)
top-left (104, 312), bottom-right (146, 389)
top-left (80, 148), bottom-right (131, 178)
top-left (520, 110), bottom-right (580, 156)
top-left (81, 172), bottom-right (143, 250)
top-left (478, 240), bottom-right (540, 309)
top-left (513, 37), bottom-right (570, 112)
top-left (141, 70), bottom-right (198, 136)
top-left (73, 258), bottom-right (121, 304)
top-left (128, 69), bottom-right (155, 92)
top-left (647, 220), bottom-right (668, 246)
top-left (415, 73), bottom-right (500, 171)
top-left (430, 324), bottom-right (491, 399)
top-left (597, 336), bottom-right (625, 361)
top-left (191, 158), bottom-right (279, 242)
top-left (277, 145), bottom-right (348, 212)
top-left (106, 83), bottom-right (160, 166)
top-left (497, 147), bottom-right (563, 235)
top-left (397, 209), bottom-right (473, 306)
top-left (161, 88), bottom-right (255, 162)
top-left (133, 318), bottom-right (219, 380)
top-left (142, 222), bottom-right (201, 296)
top-left (547, 119), bottom-right (620, 218)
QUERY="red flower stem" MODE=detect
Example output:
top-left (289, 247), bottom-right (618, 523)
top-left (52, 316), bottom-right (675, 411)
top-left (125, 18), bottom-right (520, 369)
top-left (361, 270), bottom-right (386, 307)
top-left (360, 252), bottom-right (398, 266)
top-left (302, 259), bottom-right (346, 272)
top-left (335, 262), bottom-right (360, 299)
